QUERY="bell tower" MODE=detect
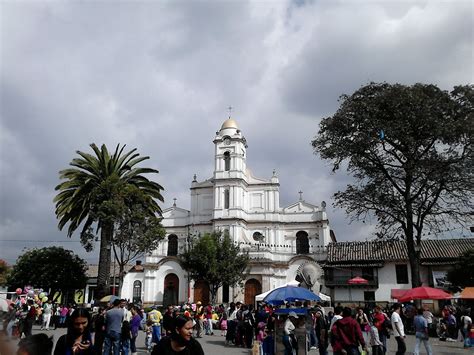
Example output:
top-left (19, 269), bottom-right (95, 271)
top-left (213, 117), bottom-right (248, 217)
top-left (213, 117), bottom-right (247, 180)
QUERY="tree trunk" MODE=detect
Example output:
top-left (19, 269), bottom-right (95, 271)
top-left (97, 222), bottom-right (113, 300)
top-left (405, 223), bottom-right (422, 288)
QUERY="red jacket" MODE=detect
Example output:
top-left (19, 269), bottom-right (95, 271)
top-left (331, 316), bottom-right (366, 350)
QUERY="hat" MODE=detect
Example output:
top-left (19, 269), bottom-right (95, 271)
top-left (288, 311), bottom-right (299, 319)
top-left (197, 301), bottom-right (202, 305)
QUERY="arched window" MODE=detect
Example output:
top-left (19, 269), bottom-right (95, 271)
top-left (167, 234), bottom-right (178, 256)
top-left (224, 189), bottom-right (230, 209)
top-left (296, 231), bottom-right (309, 254)
top-left (224, 151), bottom-right (231, 171)
top-left (133, 280), bottom-right (142, 304)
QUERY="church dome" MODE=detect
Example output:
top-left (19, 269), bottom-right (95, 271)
top-left (221, 118), bottom-right (239, 130)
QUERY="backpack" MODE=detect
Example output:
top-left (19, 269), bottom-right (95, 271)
top-left (139, 315), bottom-right (146, 330)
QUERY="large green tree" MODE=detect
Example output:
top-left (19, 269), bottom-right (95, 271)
top-left (109, 185), bottom-right (166, 294)
top-left (312, 83), bottom-right (473, 287)
top-left (7, 247), bottom-right (87, 300)
top-left (447, 248), bottom-right (474, 288)
top-left (179, 231), bottom-right (250, 304)
top-left (54, 144), bottom-right (164, 298)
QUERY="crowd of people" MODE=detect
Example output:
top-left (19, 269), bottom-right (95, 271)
top-left (2, 296), bottom-right (473, 355)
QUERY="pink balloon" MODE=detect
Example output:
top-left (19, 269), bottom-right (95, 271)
top-left (15, 288), bottom-right (22, 295)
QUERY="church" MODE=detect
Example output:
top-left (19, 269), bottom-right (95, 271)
top-left (121, 117), bottom-right (332, 306)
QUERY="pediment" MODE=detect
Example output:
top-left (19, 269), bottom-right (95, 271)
top-left (162, 206), bottom-right (190, 218)
top-left (192, 178), bottom-right (214, 188)
top-left (283, 201), bottom-right (320, 213)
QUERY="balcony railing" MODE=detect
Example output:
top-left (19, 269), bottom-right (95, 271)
top-left (324, 275), bottom-right (379, 287)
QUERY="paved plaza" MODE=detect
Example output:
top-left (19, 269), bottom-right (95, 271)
top-left (1, 324), bottom-right (465, 354)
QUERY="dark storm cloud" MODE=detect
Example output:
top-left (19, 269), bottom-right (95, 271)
top-left (1, 0), bottom-right (472, 264)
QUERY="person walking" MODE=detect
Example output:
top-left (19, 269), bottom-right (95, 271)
top-left (102, 299), bottom-right (123, 355)
top-left (461, 311), bottom-right (472, 349)
top-left (391, 303), bottom-right (406, 355)
top-left (41, 301), bottom-right (53, 331)
top-left (355, 307), bottom-right (370, 345)
top-left (314, 310), bottom-right (328, 355)
top-left (282, 311), bottom-right (298, 355)
top-left (129, 306), bottom-right (142, 355)
top-left (148, 306), bottom-right (163, 345)
top-left (331, 307), bottom-right (367, 355)
top-left (372, 306), bottom-right (389, 354)
top-left (413, 308), bottom-right (433, 355)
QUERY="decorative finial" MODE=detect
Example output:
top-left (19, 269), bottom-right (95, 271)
top-left (272, 169), bottom-right (277, 177)
top-left (173, 198), bottom-right (177, 207)
top-left (227, 106), bottom-right (233, 118)
top-left (321, 201), bottom-right (327, 210)
top-left (298, 191), bottom-right (303, 201)
top-left (193, 174), bottom-right (197, 182)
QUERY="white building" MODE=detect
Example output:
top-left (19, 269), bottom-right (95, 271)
top-left (121, 117), bottom-right (333, 305)
top-left (324, 238), bottom-right (474, 308)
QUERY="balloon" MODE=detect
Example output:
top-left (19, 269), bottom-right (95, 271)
top-left (28, 290), bottom-right (35, 297)
top-left (42, 296), bottom-right (48, 302)
top-left (39, 292), bottom-right (45, 299)
top-left (20, 298), bottom-right (26, 304)
top-left (15, 288), bottom-right (22, 295)
top-left (34, 295), bottom-right (39, 301)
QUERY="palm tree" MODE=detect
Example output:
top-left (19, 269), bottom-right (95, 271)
top-left (54, 143), bottom-right (164, 299)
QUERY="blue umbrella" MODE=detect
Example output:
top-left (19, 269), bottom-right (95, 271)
top-left (263, 286), bottom-right (321, 305)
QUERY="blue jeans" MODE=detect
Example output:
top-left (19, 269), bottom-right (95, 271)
top-left (152, 324), bottom-right (161, 343)
top-left (283, 335), bottom-right (293, 355)
top-left (121, 338), bottom-right (130, 355)
top-left (103, 330), bottom-right (121, 355)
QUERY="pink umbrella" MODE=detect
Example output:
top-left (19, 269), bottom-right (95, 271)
top-left (398, 286), bottom-right (451, 302)
top-left (348, 276), bottom-right (369, 285)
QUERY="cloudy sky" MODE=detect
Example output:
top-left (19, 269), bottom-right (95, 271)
top-left (1, 0), bottom-right (472, 265)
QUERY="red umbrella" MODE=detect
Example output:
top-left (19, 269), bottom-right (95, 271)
top-left (348, 276), bottom-right (369, 285)
top-left (398, 286), bottom-right (451, 302)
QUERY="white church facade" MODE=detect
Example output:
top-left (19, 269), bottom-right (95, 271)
top-left (121, 118), bottom-right (332, 306)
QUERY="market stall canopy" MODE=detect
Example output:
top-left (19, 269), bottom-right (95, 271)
top-left (263, 286), bottom-right (321, 305)
top-left (255, 280), bottom-right (299, 301)
top-left (391, 289), bottom-right (409, 300)
top-left (100, 295), bottom-right (119, 303)
top-left (398, 286), bottom-right (451, 302)
top-left (460, 287), bottom-right (474, 299)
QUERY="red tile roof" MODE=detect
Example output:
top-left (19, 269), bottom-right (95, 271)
top-left (326, 238), bottom-right (474, 265)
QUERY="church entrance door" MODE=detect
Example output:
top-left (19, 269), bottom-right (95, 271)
top-left (244, 279), bottom-right (262, 306)
top-left (193, 280), bottom-right (210, 305)
top-left (163, 273), bottom-right (179, 307)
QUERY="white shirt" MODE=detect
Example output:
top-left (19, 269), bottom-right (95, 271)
top-left (284, 318), bottom-right (295, 335)
top-left (391, 311), bottom-right (405, 337)
top-left (422, 310), bottom-right (433, 324)
top-left (463, 315), bottom-right (472, 330)
top-left (329, 314), bottom-right (343, 330)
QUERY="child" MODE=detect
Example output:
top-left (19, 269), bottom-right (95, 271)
top-left (256, 322), bottom-right (266, 355)
top-left (262, 328), bottom-right (275, 355)
top-left (368, 321), bottom-right (383, 355)
top-left (144, 319), bottom-right (153, 352)
top-left (220, 312), bottom-right (228, 337)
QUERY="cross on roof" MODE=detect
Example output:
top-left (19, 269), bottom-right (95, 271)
top-left (173, 198), bottom-right (177, 207)
top-left (298, 191), bottom-right (303, 201)
top-left (228, 106), bottom-right (233, 118)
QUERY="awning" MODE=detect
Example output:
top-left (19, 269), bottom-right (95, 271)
top-left (391, 289), bottom-right (409, 300)
top-left (460, 287), bottom-right (474, 299)
top-left (255, 280), bottom-right (300, 301)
